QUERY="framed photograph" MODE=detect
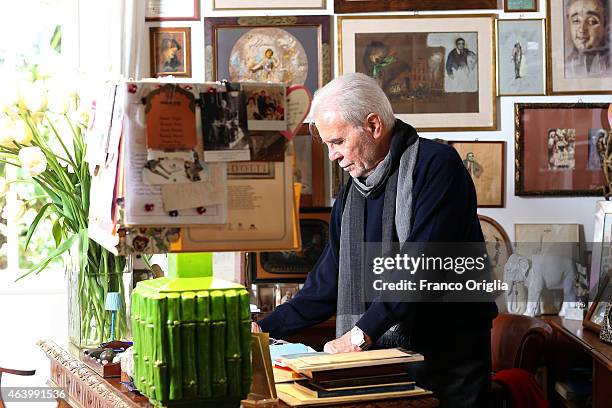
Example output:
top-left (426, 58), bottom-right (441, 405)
top-left (334, 0), bottom-right (497, 13)
top-left (149, 27), bottom-right (191, 78)
top-left (294, 135), bottom-right (326, 207)
top-left (590, 201), bottom-right (612, 296)
top-left (584, 270), bottom-right (611, 333)
top-left (497, 19), bottom-right (546, 96)
top-left (145, 0), bottom-right (200, 21)
top-left (450, 141), bottom-right (505, 207)
top-left (249, 208), bottom-right (331, 283)
top-left (204, 16), bottom-right (332, 99)
top-left (547, 0), bottom-right (612, 94)
top-left (478, 215), bottom-right (513, 282)
top-left (504, 0), bottom-right (538, 12)
top-left (515, 103), bottom-right (608, 196)
top-left (338, 15), bottom-right (496, 131)
top-left (213, 0), bottom-right (326, 10)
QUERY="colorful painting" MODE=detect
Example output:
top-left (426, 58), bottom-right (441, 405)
top-left (355, 32), bottom-right (479, 114)
top-left (229, 27), bottom-right (308, 85)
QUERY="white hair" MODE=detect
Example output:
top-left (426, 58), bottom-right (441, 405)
top-left (311, 72), bottom-right (395, 130)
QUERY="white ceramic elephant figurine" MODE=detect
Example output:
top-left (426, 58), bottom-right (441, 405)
top-left (503, 253), bottom-right (577, 317)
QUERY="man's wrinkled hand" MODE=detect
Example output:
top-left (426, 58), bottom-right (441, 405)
top-left (323, 330), bottom-right (360, 354)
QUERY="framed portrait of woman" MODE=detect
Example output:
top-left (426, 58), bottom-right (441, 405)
top-left (547, 0), bottom-right (612, 94)
top-left (149, 27), bottom-right (191, 77)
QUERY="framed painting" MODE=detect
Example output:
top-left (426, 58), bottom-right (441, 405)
top-left (338, 15), bottom-right (496, 131)
top-left (504, 0), bottom-right (538, 12)
top-left (584, 270), bottom-right (612, 333)
top-left (515, 103), bottom-right (608, 196)
top-left (496, 19), bottom-right (546, 96)
top-left (334, 0), bottom-right (497, 13)
top-left (478, 215), bottom-right (513, 283)
top-left (204, 16), bottom-right (332, 99)
top-left (547, 0), bottom-right (612, 94)
top-left (213, 0), bottom-right (326, 10)
top-left (149, 27), bottom-right (191, 77)
top-left (294, 135), bottom-right (326, 207)
top-left (249, 208), bottom-right (331, 283)
top-left (145, 0), bottom-right (200, 21)
top-left (590, 201), bottom-right (612, 297)
top-left (450, 141), bottom-right (505, 207)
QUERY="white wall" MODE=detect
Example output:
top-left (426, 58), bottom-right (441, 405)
top-left (148, 0), bottom-right (609, 244)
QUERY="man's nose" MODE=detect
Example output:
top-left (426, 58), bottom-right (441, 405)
top-left (328, 147), bottom-right (342, 162)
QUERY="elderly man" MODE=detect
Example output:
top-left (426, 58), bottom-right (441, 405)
top-left (253, 73), bottom-right (497, 407)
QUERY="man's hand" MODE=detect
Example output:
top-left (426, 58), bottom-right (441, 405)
top-left (323, 330), bottom-right (360, 353)
top-left (251, 322), bottom-right (262, 333)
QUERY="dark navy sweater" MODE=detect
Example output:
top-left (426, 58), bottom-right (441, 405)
top-left (258, 135), bottom-right (498, 345)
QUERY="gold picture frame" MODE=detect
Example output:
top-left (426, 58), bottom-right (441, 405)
top-left (213, 0), bottom-right (326, 10)
top-left (149, 27), bottom-right (192, 78)
top-left (338, 14), bottom-right (497, 131)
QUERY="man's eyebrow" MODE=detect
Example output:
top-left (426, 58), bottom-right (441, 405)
top-left (325, 137), bottom-right (344, 144)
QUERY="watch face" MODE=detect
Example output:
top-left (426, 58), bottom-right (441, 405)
top-left (350, 327), bottom-right (364, 346)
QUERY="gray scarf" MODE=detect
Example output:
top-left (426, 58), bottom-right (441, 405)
top-left (336, 120), bottom-right (420, 341)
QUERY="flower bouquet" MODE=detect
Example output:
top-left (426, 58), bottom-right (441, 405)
top-left (0, 78), bottom-right (129, 347)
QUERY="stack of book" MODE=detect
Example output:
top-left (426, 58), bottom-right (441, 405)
top-left (274, 348), bottom-right (431, 406)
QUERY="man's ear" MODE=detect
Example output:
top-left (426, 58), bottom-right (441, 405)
top-left (366, 113), bottom-right (384, 139)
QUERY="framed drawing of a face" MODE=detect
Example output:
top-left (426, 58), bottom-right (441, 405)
top-left (450, 141), bottom-right (505, 207)
top-left (205, 16), bottom-right (332, 98)
top-left (149, 27), bottom-right (191, 78)
top-left (334, 0), bottom-right (497, 13)
top-left (497, 19), bottom-right (546, 96)
top-left (515, 103), bottom-right (608, 196)
top-left (338, 15), bottom-right (496, 131)
top-left (547, 0), bottom-right (612, 94)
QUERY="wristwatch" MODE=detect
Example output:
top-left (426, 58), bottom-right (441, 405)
top-left (350, 326), bottom-right (369, 350)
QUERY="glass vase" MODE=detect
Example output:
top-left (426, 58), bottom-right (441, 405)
top-left (66, 239), bottom-right (132, 348)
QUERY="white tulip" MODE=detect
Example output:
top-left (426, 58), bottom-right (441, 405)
top-left (18, 81), bottom-right (48, 113)
top-left (2, 199), bottom-right (26, 221)
top-left (0, 177), bottom-right (8, 196)
top-left (13, 121), bottom-right (33, 145)
top-left (0, 118), bottom-right (16, 148)
top-left (19, 146), bottom-right (47, 176)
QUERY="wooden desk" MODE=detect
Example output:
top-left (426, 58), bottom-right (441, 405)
top-left (545, 317), bottom-right (612, 407)
top-left (38, 340), bottom-right (438, 408)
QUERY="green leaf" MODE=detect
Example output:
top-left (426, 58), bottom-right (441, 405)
top-left (78, 229), bottom-right (89, 278)
top-left (16, 234), bottom-right (77, 281)
top-left (52, 219), bottom-right (62, 247)
top-left (24, 202), bottom-right (52, 250)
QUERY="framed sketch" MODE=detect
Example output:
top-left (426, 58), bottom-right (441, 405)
top-left (294, 135), bottom-right (326, 207)
top-left (514, 223), bottom-right (583, 261)
top-left (249, 208), bottom-right (331, 283)
top-left (145, 0), bottom-right (200, 21)
top-left (213, 0), bottom-right (326, 10)
top-left (590, 201), bottom-right (612, 296)
top-left (584, 270), bottom-right (611, 333)
top-left (478, 215), bottom-right (513, 283)
top-left (497, 19), bottom-right (546, 96)
top-left (204, 16), bottom-right (332, 99)
top-left (450, 141), bottom-right (505, 207)
top-left (547, 0), bottom-right (612, 94)
top-left (149, 27), bottom-right (191, 77)
top-left (504, 0), bottom-right (538, 12)
top-left (515, 103), bottom-right (608, 196)
top-left (338, 15), bottom-right (496, 131)
top-left (334, 0), bottom-right (497, 13)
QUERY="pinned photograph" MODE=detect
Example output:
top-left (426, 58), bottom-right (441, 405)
top-left (243, 84), bottom-right (286, 131)
top-left (547, 128), bottom-right (576, 170)
top-left (249, 131), bottom-right (287, 161)
top-left (142, 149), bottom-right (208, 185)
top-left (588, 128), bottom-right (608, 170)
top-left (201, 91), bottom-right (250, 162)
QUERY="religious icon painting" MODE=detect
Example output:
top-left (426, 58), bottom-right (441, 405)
top-left (450, 141), bottom-right (505, 207)
top-left (149, 27), bottom-right (191, 78)
top-left (205, 16), bottom-right (332, 98)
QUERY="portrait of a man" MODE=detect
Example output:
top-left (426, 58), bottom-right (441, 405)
top-left (564, 0), bottom-right (612, 78)
top-left (444, 36), bottom-right (478, 93)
